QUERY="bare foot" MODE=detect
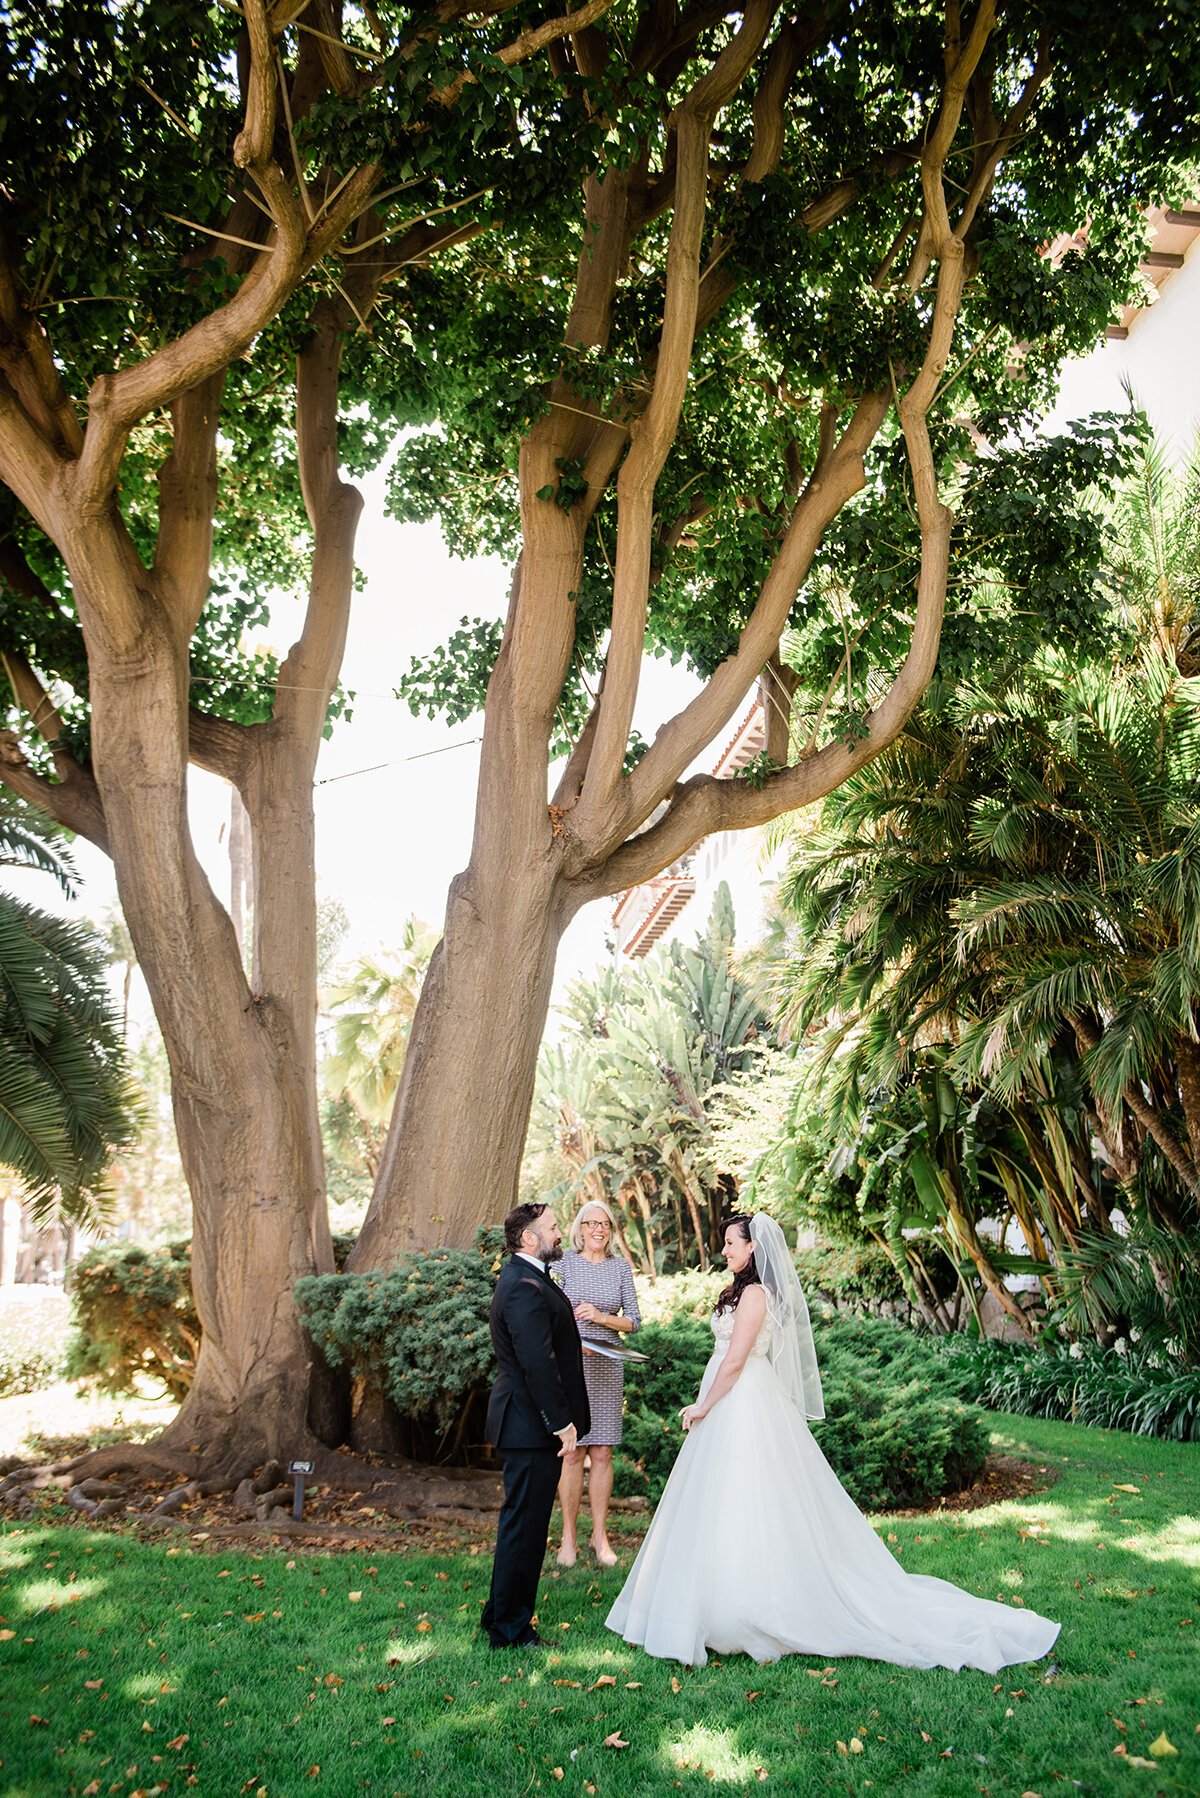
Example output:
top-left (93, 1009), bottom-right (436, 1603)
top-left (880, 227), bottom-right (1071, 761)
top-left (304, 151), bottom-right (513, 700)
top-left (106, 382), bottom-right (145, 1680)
top-left (557, 1545), bottom-right (577, 1567)
top-left (591, 1542), bottom-right (618, 1567)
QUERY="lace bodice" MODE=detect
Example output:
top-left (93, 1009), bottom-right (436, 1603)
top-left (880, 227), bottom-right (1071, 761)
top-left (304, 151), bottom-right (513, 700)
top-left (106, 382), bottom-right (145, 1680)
top-left (712, 1304), bottom-right (773, 1358)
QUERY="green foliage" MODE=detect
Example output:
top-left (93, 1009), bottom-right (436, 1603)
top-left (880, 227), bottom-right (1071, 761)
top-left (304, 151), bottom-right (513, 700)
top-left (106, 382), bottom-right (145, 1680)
top-left (793, 1239), bottom-right (909, 1314)
top-left (1053, 1223), bottom-right (1200, 1365)
top-left (0, 798), bottom-right (140, 1222)
top-left (0, 1293), bottom-right (66, 1398)
top-left (935, 1335), bottom-right (1200, 1443)
top-left (814, 1332), bottom-right (988, 1513)
top-left (65, 1241), bottom-right (198, 1402)
top-left (613, 1319), bottom-right (713, 1505)
top-left (295, 1228), bottom-right (505, 1456)
top-left (321, 918), bottom-right (438, 1129)
top-left (529, 887), bottom-right (769, 1273)
top-left (615, 1308), bottom-right (988, 1513)
top-left (736, 434), bottom-right (1200, 1345)
top-left (633, 1267), bottom-right (723, 1327)
top-left (383, 9), bottom-right (1198, 744)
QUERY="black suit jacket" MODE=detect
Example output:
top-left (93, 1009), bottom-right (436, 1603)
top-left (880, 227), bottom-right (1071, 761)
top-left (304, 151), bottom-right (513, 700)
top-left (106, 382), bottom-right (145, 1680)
top-left (486, 1255), bottom-right (591, 1449)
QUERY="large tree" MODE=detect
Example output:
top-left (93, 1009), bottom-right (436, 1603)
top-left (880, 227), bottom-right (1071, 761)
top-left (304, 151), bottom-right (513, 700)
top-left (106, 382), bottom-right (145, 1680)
top-left (0, 0), bottom-right (1197, 1472)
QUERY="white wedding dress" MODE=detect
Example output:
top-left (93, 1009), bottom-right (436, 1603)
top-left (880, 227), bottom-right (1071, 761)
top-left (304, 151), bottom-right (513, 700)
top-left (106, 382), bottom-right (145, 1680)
top-left (606, 1305), bottom-right (1060, 1670)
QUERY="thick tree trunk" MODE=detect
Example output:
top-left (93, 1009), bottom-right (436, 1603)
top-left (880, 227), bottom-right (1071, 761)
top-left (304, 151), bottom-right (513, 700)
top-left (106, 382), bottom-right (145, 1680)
top-left (350, 854), bottom-right (571, 1260)
top-left (81, 589), bottom-right (328, 1463)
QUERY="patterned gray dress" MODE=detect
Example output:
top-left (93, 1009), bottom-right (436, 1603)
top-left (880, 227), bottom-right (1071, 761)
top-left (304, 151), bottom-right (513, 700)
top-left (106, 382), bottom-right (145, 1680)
top-left (554, 1251), bottom-right (641, 1447)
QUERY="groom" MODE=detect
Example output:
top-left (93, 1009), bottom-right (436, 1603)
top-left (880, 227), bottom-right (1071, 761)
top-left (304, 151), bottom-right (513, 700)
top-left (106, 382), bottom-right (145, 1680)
top-left (482, 1202), bottom-right (590, 1649)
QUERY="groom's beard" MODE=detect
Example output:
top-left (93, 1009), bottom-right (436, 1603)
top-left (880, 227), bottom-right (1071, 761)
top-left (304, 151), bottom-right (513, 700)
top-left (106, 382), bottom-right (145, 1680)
top-left (542, 1243), bottom-right (564, 1264)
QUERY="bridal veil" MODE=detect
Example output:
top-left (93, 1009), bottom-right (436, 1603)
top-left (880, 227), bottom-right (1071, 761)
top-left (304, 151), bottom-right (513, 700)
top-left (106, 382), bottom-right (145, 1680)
top-left (749, 1213), bottom-right (824, 1421)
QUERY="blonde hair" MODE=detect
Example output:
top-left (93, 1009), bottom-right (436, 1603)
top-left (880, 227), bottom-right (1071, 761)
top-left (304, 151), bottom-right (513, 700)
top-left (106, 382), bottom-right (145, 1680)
top-left (570, 1199), bottom-right (618, 1255)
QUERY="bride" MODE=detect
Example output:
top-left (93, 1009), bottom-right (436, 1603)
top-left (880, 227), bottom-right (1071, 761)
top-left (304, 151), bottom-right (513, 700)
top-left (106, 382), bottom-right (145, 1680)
top-left (606, 1214), bottom-right (1060, 1671)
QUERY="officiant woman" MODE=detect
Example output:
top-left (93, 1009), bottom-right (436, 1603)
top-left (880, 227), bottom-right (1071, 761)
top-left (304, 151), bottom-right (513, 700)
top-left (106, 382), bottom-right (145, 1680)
top-left (553, 1199), bottom-right (641, 1567)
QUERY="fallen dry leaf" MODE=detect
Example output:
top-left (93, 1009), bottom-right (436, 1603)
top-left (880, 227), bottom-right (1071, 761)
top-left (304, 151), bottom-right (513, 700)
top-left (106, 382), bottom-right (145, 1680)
top-left (591, 1675), bottom-right (618, 1689)
top-left (625, 1682), bottom-right (642, 1689)
top-left (836, 1740), bottom-right (849, 1756)
top-left (416, 1620), bottom-right (433, 1634)
top-left (551, 1770), bottom-right (564, 1781)
top-left (0, 1629), bottom-right (15, 1641)
top-left (553, 1680), bottom-right (581, 1688)
top-left (671, 1676), bottom-right (681, 1694)
top-left (306, 1767), bottom-right (320, 1778)
top-left (29, 1715), bottom-right (49, 1727)
top-left (348, 1592), bottom-right (362, 1603)
top-left (380, 1716), bottom-right (397, 1726)
top-left (1112, 1484), bottom-right (1141, 1494)
top-left (604, 1732), bottom-right (630, 1749)
top-left (1148, 1732), bottom-right (1178, 1759)
top-left (849, 1738), bottom-right (864, 1754)
top-left (166, 1735), bottom-right (189, 1751)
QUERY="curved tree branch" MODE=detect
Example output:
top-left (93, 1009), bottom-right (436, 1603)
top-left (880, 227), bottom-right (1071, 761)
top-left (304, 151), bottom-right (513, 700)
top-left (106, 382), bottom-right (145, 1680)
top-left (0, 649), bottom-right (109, 850)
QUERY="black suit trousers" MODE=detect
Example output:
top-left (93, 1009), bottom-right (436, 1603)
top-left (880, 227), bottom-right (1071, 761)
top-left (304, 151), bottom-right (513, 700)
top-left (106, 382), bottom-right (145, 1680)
top-left (482, 1445), bottom-right (561, 1646)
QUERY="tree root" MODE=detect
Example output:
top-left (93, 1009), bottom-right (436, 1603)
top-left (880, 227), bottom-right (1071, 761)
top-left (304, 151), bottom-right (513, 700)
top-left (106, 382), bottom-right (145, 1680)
top-left (0, 1430), bottom-right (504, 1532)
top-left (0, 1441), bottom-right (200, 1519)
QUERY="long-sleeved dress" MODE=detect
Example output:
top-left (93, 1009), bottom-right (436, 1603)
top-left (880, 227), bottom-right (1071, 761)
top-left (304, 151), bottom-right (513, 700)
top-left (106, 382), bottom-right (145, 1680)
top-left (554, 1251), bottom-right (641, 1447)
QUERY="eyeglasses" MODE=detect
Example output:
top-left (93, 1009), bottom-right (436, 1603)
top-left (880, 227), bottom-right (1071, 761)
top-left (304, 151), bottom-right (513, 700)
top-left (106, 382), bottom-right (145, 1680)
top-left (583, 1220), bottom-right (611, 1230)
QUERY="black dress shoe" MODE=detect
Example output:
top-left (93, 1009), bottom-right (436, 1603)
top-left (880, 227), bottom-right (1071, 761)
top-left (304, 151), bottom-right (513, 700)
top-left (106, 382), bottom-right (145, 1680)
top-left (488, 1630), bottom-right (550, 1650)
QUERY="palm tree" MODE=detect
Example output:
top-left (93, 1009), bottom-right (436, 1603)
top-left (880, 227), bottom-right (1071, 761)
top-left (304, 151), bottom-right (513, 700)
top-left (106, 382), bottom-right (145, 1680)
top-left (322, 918), bottom-right (438, 1171)
top-left (0, 794), bottom-right (140, 1221)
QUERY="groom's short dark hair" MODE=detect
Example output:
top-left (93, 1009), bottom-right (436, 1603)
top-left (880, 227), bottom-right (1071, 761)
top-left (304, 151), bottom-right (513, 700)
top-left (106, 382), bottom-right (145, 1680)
top-left (504, 1202), bottom-right (548, 1254)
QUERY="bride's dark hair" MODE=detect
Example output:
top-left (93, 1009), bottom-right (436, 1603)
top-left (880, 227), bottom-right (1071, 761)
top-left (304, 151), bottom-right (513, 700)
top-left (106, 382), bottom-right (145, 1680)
top-left (715, 1215), bottom-right (761, 1314)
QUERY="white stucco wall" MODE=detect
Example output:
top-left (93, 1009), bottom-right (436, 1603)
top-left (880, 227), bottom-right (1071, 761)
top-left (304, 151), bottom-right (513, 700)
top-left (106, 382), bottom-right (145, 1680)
top-left (1046, 235), bottom-right (1200, 461)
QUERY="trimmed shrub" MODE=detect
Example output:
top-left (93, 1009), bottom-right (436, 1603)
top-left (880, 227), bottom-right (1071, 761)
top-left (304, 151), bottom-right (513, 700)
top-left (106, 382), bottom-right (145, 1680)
top-left (814, 1317), bottom-right (987, 1510)
top-left (295, 1229), bottom-right (505, 1460)
top-left (614, 1308), bottom-right (988, 1511)
top-left (64, 1232), bottom-right (358, 1403)
top-left (614, 1319), bottom-right (714, 1503)
top-left (935, 1334), bottom-right (1200, 1441)
top-left (0, 1291), bottom-right (67, 1397)
top-left (65, 1241), bottom-right (198, 1400)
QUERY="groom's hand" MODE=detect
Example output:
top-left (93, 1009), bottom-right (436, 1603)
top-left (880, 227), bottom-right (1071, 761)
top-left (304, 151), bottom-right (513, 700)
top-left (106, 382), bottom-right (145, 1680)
top-left (555, 1423), bottom-right (578, 1458)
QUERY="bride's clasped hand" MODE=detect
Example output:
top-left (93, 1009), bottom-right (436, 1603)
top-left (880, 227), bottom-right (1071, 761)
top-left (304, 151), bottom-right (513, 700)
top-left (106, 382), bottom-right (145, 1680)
top-left (606, 1213), bottom-right (1061, 1673)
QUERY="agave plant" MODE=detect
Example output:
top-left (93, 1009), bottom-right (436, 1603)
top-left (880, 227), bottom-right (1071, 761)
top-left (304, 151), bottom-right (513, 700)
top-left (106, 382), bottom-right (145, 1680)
top-left (529, 885), bottom-right (770, 1271)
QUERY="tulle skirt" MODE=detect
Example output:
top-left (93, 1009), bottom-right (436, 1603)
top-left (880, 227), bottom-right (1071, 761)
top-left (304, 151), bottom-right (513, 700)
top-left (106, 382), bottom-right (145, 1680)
top-left (606, 1352), bottom-right (1060, 1671)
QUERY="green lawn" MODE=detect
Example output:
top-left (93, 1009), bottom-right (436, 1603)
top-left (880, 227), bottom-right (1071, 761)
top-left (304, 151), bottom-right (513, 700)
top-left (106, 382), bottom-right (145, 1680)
top-left (1, 1414), bottom-right (1197, 1798)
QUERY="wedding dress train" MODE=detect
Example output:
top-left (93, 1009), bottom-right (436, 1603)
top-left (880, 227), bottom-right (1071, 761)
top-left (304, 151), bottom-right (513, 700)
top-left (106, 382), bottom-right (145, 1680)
top-left (606, 1308), bottom-right (1060, 1670)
